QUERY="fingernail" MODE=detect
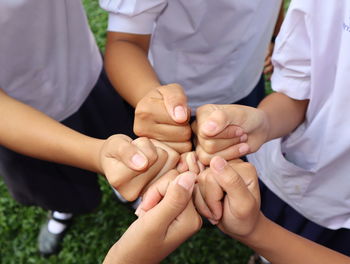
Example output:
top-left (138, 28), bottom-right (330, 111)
top-left (177, 173), bottom-right (195, 190)
top-left (208, 219), bottom-right (218, 225)
top-left (135, 206), bottom-right (145, 217)
top-left (238, 144), bottom-right (249, 154)
top-left (203, 121), bottom-right (217, 133)
top-left (212, 157), bottom-right (227, 173)
top-left (174, 106), bottom-right (187, 121)
top-left (131, 153), bottom-right (147, 169)
top-left (240, 134), bottom-right (248, 142)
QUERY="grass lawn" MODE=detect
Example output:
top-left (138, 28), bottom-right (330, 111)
top-left (0, 1), bottom-right (290, 263)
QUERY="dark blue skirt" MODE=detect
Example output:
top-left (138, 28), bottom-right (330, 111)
top-left (259, 180), bottom-right (350, 256)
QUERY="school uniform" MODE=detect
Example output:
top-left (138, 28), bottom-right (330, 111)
top-left (248, 0), bottom-right (350, 255)
top-left (100, 0), bottom-right (282, 110)
top-left (0, 0), bottom-right (134, 213)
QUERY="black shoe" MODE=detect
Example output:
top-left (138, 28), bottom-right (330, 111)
top-left (38, 212), bottom-right (72, 257)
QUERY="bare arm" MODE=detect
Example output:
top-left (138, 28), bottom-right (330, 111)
top-left (197, 157), bottom-right (350, 264)
top-left (241, 214), bottom-right (350, 264)
top-left (104, 32), bottom-right (160, 107)
top-left (258, 92), bottom-right (309, 141)
top-left (0, 88), bottom-right (103, 173)
top-left (104, 32), bottom-right (192, 153)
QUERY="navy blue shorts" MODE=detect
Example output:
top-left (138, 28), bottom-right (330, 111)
top-left (0, 69), bottom-right (135, 214)
top-left (260, 180), bottom-right (350, 256)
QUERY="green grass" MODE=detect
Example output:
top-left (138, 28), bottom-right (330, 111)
top-left (0, 1), bottom-right (290, 263)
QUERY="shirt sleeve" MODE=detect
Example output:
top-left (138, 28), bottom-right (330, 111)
top-left (99, 0), bottom-right (167, 34)
top-left (270, 3), bottom-right (311, 100)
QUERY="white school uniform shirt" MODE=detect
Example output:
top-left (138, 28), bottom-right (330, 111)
top-left (100, 0), bottom-right (282, 112)
top-left (248, 0), bottom-right (350, 229)
top-left (0, 0), bottom-right (102, 121)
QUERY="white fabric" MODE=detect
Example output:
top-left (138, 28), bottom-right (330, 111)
top-left (48, 219), bottom-right (67, 234)
top-left (0, 0), bottom-right (102, 121)
top-left (248, 0), bottom-right (350, 229)
top-left (100, 0), bottom-right (282, 112)
top-left (52, 211), bottom-right (73, 220)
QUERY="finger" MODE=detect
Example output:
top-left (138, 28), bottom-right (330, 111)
top-left (117, 147), bottom-right (168, 201)
top-left (158, 84), bottom-right (189, 124)
top-left (161, 140), bottom-right (192, 154)
top-left (197, 169), bottom-right (223, 221)
top-left (150, 139), bottom-right (180, 177)
top-left (137, 169), bottom-right (179, 214)
top-left (136, 122), bottom-right (192, 142)
top-left (176, 153), bottom-right (189, 173)
top-left (105, 135), bottom-right (149, 171)
top-left (197, 109), bottom-right (245, 138)
top-left (147, 172), bottom-right (196, 227)
top-left (264, 56), bottom-right (271, 67)
top-left (197, 104), bottom-right (259, 137)
top-left (132, 137), bottom-right (158, 167)
top-left (229, 162), bottom-right (260, 206)
top-left (166, 199), bottom-right (202, 243)
top-left (196, 135), bottom-right (245, 154)
top-left (210, 156), bottom-right (255, 207)
top-left (264, 65), bottom-right (273, 75)
top-left (196, 143), bottom-right (250, 165)
top-left (104, 160), bottom-right (142, 190)
top-left (193, 185), bottom-right (216, 223)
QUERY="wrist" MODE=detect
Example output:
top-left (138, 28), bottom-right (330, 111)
top-left (234, 213), bottom-right (270, 248)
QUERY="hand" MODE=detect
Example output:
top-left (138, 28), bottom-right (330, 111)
top-left (134, 83), bottom-right (192, 153)
top-left (202, 157), bottom-right (261, 238)
top-left (193, 104), bottom-right (269, 165)
top-left (176, 151), bottom-right (205, 174)
top-left (103, 171), bottom-right (202, 264)
top-left (263, 42), bottom-right (275, 79)
top-left (99, 135), bottom-right (179, 201)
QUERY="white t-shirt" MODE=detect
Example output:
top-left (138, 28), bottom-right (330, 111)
top-left (100, 0), bottom-right (282, 112)
top-left (248, 0), bottom-right (350, 229)
top-left (0, 0), bottom-right (102, 121)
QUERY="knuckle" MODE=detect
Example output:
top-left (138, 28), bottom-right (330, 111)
top-left (222, 172), bottom-right (241, 188)
top-left (183, 126), bottom-right (192, 140)
top-left (202, 140), bottom-right (216, 154)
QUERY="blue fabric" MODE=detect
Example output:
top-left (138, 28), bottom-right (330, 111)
top-left (259, 179), bottom-right (350, 256)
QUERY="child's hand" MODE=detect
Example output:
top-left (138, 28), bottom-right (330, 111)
top-left (204, 157), bottom-right (261, 238)
top-left (99, 135), bottom-right (179, 201)
top-left (134, 83), bottom-right (192, 154)
top-left (176, 151), bottom-right (205, 174)
top-left (193, 104), bottom-right (269, 165)
top-left (103, 171), bottom-right (202, 264)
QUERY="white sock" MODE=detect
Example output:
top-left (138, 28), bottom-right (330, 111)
top-left (47, 211), bottom-right (72, 234)
top-left (52, 211), bottom-right (73, 220)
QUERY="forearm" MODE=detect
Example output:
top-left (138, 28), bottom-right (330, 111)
top-left (0, 90), bottom-right (103, 173)
top-left (258, 92), bottom-right (309, 141)
top-left (105, 32), bottom-right (160, 107)
top-left (239, 214), bottom-right (350, 264)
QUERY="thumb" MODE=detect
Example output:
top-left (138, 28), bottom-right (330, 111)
top-left (209, 156), bottom-right (253, 205)
top-left (198, 106), bottom-right (244, 138)
top-left (149, 172), bottom-right (196, 227)
top-left (158, 84), bottom-right (189, 123)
